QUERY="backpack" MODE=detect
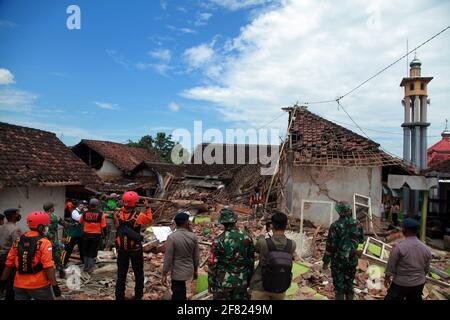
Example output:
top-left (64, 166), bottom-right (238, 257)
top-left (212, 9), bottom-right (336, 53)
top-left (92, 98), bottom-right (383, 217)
top-left (262, 238), bottom-right (293, 293)
top-left (17, 235), bottom-right (44, 274)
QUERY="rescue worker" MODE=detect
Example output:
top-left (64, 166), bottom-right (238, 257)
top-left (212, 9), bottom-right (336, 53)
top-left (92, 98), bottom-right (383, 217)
top-left (0, 208), bottom-right (23, 300)
top-left (208, 208), bottom-right (255, 300)
top-left (62, 201), bottom-right (85, 267)
top-left (79, 198), bottom-right (107, 273)
top-left (0, 211), bottom-right (62, 300)
top-left (43, 202), bottom-right (68, 279)
top-left (162, 212), bottom-right (199, 300)
top-left (114, 191), bottom-right (153, 300)
top-left (384, 218), bottom-right (431, 300)
top-left (250, 187), bottom-right (265, 218)
top-left (322, 201), bottom-right (365, 300)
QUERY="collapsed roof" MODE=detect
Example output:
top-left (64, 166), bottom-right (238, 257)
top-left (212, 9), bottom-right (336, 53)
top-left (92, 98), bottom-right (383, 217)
top-left (284, 106), bottom-right (405, 167)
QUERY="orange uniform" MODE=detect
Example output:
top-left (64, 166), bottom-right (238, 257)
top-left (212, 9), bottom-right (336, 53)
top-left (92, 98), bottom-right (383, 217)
top-left (114, 207), bottom-right (153, 251)
top-left (5, 231), bottom-right (54, 289)
top-left (79, 210), bottom-right (107, 234)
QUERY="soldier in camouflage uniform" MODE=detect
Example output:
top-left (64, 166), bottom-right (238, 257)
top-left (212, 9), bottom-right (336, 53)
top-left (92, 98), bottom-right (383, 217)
top-left (43, 202), bottom-right (69, 278)
top-left (322, 201), bottom-right (365, 300)
top-left (208, 208), bottom-right (255, 300)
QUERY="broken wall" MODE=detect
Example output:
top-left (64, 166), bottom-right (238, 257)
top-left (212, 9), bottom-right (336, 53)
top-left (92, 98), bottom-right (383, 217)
top-left (96, 160), bottom-right (123, 181)
top-left (286, 166), bottom-right (382, 226)
top-left (0, 186), bottom-right (66, 231)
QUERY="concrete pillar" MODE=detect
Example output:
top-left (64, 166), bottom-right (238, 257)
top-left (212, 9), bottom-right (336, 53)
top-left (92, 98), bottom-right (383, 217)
top-left (414, 126), bottom-right (421, 168)
top-left (403, 127), bottom-right (411, 163)
top-left (421, 127), bottom-right (428, 169)
top-left (421, 96), bottom-right (427, 123)
top-left (404, 98), bottom-right (411, 123)
top-left (411, 129), bottom-right (417, 166)
top-left (414, 96), bottom-right (420, 122)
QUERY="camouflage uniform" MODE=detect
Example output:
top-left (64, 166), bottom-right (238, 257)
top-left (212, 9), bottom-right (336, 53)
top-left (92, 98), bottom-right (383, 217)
top-left (323, 202), bottom-right (364, 300)
top-left (47, 212), bottom-right (64, 273)
top-left (208, 209), bottom-right (255, 300)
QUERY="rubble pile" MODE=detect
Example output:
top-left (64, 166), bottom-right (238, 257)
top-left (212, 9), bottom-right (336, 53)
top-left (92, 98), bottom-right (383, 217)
top-left (59, 202), bottom-right (449, 301)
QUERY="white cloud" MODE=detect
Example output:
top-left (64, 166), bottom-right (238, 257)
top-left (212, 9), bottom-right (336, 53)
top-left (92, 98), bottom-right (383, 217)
top-left (184, 43), bottom-right (215, 70)
top-left (93, 101), bottom-right (119, 110)
top-left (167, 25), bottom-right (196, 34)
top-left (0, 68), bottom-right (15, 85)
top-left (182, 0), bottom-right (450, 156)
top-left (168, 102), bottom-right (180, 112)
top-left (0, 20), bottom-right (16, 28)
top-left (0, 88), bottom-right (37, 112)
top-left (148, 49), bottom-right (172, 63)
top-left (209, 0), bottom-right (271, 11)
top-left (195, 12), bottom-right (213, 26)
top-left (105, 49), bottom-right (131, 69)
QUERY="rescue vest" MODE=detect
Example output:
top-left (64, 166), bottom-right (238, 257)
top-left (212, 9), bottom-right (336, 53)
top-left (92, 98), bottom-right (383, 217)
top-left (17, 235), bottom-right (44, 274)
top-left (82, 210), bottom-right (103, 223)
top-left (116, 209), bottom-right (143, 251)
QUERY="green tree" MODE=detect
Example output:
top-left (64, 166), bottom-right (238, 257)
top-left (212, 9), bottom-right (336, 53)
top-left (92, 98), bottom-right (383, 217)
top-left (128, 133), bottom-right (181, 163)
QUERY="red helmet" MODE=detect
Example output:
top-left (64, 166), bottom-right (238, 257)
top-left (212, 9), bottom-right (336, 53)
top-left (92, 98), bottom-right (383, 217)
top-left (122, 191), bottom-right (139, 207)
top-left (27, 211), bottom-right (51, 229)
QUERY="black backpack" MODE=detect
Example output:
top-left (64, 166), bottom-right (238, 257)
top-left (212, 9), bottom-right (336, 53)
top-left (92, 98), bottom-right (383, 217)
top-left (262, 238), bottom-right (293, 293)
top-left (17, 235), bottom-right (44, 274)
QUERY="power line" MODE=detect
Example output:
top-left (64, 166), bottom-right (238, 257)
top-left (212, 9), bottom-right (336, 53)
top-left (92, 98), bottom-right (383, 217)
top-left (301, 25), bottom-right (450, 105)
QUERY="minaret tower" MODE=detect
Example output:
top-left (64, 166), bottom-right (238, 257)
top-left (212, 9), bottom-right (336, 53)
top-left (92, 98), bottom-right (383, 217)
top-left (400, 53), bottom-right (433, 213)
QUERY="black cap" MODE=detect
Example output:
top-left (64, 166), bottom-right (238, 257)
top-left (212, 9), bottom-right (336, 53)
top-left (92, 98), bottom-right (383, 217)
top-left (174, 212), bottom-right (190, 222)
top-left (3, 208), bottom-right (19, 216)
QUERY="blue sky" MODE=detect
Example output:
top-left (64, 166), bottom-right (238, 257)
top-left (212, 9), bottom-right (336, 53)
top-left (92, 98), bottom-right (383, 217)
top-left (1, 0), bottom-right (449, 156)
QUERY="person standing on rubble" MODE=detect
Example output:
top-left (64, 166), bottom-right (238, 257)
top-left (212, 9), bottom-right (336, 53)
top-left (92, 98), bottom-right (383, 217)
top-left (79, 198), bottom-right (107, 273)
top-left (0, 208), bottom-right (23, 300)
top-left (114, 191), bottom-right (153, 300)
top-left (162, 212), bottom-right (199, 300)
top-left (250, 210), bottom-right (297, 300)
top-left (43, 202), bottom-right (69, 279)
top-left (384, 218), bottom-right (431, 301)
top-left (62, 200), bottom-right (85, 267)
top-left (208, 208), bottom-right (255, 300)
top-left (0, 211), bottom-right (62, 300)
top-left (322, 201), bottom-right (364, 300)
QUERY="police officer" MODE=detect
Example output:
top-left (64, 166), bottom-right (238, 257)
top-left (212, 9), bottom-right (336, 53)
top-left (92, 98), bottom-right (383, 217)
top-left (322, 201), bottom-right (365, 300)
top-left (208, 208), bottom-right (255, 300)
top-left (0, 208), bottom-right (23, 300)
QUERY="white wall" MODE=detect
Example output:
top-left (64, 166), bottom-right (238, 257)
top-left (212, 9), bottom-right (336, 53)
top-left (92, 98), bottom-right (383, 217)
top-left (96, 160), bottom-right (123, 181)
top-left (288, 166), bottom-right (382, 227)
top-left (0, 186), bottom-right (66, 231)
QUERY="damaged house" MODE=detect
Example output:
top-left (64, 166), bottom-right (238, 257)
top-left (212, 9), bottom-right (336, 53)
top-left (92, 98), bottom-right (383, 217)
top-left (0, 122), bottom-right (102, 230)
top-left (280, 106), bottom-right (410, 229)
top-left (72, 139), bottom-right (162, 194)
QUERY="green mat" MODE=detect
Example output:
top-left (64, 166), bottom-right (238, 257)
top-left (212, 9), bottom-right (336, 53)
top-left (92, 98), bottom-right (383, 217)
top-left (196, 274), bottom-right (209, 293)
top-left (286, 282), bottom-right (299, 296)
top-left (446, 268), bottom-right (450, 276)
top-left (368, 243), bottom-right (382, 257)
top-left (430, 272), bottom-right (441, 280)
top-left (195, 217), bottom-right (211, 224)
top-left (292, 262), bottom-right (310, 278)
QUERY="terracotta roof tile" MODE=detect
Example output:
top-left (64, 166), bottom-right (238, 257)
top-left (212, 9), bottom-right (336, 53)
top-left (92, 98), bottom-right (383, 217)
top-left (286, 106), bottom-right (403, 167)
top-left (74, 139), bottom-right (162, 172)
top-left (0, 122), bottom-right (102, 189)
